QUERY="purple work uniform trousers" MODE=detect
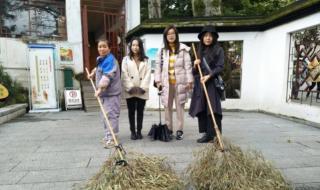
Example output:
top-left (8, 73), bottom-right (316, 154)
top-left (100, 95), bottom-right (120, 141)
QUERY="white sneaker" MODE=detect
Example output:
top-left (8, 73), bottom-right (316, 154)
top-left (104, 139), bottom-right (115, 149)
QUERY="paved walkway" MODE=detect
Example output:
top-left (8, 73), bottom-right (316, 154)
top-left (0, 110), bottom-right (319, 190)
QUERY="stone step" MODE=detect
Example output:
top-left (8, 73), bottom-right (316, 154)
top-left (81, 81), bottom-right (93, 87)
top-left (83, 91), bottom-right (95, 99)
top-left (81, 80), bottom-right (127, 112)
top-left (85, 97), bottom-right (98, 106)
top-left (85, 105), bottom-right (100, 112)
top-left (81, 84), bottom-right (95, 92)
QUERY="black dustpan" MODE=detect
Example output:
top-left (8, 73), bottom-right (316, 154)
top-left (148, 90), bottom-right (172, 142)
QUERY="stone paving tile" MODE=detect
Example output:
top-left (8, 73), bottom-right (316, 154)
top-left (0, 181), bottom-right (82, 190)
top-left (282, 167), bottom-right (320, 184)
top-left (0, 110), bottom-right (319, 190)
top-left (0, 171), bottom-right (28, 185)
top-left (18, 168), bottom-right (100, 184)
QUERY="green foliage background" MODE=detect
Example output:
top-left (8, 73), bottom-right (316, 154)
top-left (141, 0), bottom-right (295, 20)
top-left (0, 65), bottom-right (28, 108)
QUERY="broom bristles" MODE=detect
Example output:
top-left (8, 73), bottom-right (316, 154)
top-left (81, 152), bottom-right (184, 190)
top-left (186, 139), bottom-right (292, 190)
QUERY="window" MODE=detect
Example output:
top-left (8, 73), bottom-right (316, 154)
top-left (287, 25), bottom-right (320, 105)
top-left (221, 40), bottom-right (243, 99)
top-left (0, 0), bottom-right (66, 40)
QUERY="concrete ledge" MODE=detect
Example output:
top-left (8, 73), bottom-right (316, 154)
top-left (221, 108), bottom-right (320, 129)
top-left (0, 104), bottom-right (28, 124)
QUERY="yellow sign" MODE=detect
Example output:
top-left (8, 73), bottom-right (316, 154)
top-left (0, 84), bottom-right (9, 99)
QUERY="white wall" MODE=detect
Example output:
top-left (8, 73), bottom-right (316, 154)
top-left (126, 0), bottom-right (141, 31)
top-left (253, 12), bottom-right (320, 123)
top-left (139, 12), bottom-right (320, 123)
top-left (65, 0), bottom-right (83, 75)
top-left (140, 32), bottom-right (263, 110)
top-left (0, 0), bottom-right (83, 104)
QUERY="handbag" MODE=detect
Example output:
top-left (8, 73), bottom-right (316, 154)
top-left (214, 75), bottom-right (226, 101)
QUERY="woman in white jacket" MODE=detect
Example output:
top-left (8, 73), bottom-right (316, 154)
top-left (122, 37), bottom-right (151, 140)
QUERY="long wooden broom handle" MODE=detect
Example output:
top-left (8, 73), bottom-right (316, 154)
top-left (85, 68), bottom-right (125, 160)
top-left (192, 43), bottom-right (224, 151)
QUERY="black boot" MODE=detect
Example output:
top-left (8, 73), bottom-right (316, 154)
top-left (197, 134), bottom-right (214, 143)
top-left (137, 119), bottom-right (143, 140)
top-left (136, 131), bottom-right (143, 139)
top-left (131, 132), bottom-right (137, 140)
top-left (129, 117), bottom-right (136, 140)
top-left (137, 105), bottom-right (144, 140)
top-left (306, 92), bottom-right (310, 99)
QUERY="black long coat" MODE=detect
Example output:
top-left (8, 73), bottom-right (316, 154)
top-left (189, 43), bottom-right (224, 117)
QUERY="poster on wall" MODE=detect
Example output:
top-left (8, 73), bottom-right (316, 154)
top-left (59, 45), bottom-right (74, 65)
top-left (146, 48), bottom-right (158, 71)
top-left (28, 44), bottom-right (58, 111)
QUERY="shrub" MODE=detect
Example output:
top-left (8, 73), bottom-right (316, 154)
top-left (0, 65), bottom-right (28, 108)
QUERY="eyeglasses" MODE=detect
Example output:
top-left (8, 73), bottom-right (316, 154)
top-left (167, 33), bottom-right (175, 36)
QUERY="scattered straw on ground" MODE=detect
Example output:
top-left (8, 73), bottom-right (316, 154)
top-left (186, 140), bottom-right (292, 190)
top-left (82, 152), bottom-right (184, 190)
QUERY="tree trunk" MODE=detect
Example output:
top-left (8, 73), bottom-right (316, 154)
top-left (148, 0), bottom-right (161, 19)
top-left (192, 0), bottom-right (221, 17)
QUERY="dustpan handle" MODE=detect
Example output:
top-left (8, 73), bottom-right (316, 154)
top-left (158, 91), bottom-right (162, 124)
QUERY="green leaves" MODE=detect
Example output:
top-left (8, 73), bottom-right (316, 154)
top-left (0, 65), bottom-right (28, 108)
top-left (222, 0), bottom-right (295, 16)
top-left (140, 0), bottom-right (296, 19)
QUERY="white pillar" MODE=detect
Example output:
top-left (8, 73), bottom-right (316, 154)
top-left (126, 0), bottom-right (141, 32)
top-left (65, 0), bottom-right (83, 74)
top-left (66, 0), bottom-right (82, 43)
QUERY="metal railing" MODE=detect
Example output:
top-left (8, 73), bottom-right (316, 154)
top-left (291, 90), bottom-right (320, 106)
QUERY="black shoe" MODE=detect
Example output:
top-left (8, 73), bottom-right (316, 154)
top-left (168, 129), bottom-right (173, 139)
top-left (176, 130), bottom-right (184, 140)
top-left (197, 134), bottom-right (214, 143)
top-left (131, 132), bottom-right (137, 140)
top-left (136, 132), bottom-right (143, 139)
top-left (306, 93), bottom-right (310, 99)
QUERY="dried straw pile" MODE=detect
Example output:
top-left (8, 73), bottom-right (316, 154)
top-left (83, 153), bottom-right (184, 190)
top-left (187, 140), bottom-right (292, 190)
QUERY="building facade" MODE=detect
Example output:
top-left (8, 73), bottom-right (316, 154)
top-left (0, 0), bottom-right (319, 124)
top-left (127, 1), bottom-right (320, 124)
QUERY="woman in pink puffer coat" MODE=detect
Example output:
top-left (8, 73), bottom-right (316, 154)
top-left (154, 25), bottom-right (193, 140)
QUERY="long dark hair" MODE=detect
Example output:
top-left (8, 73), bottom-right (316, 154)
top-left (198, 32), bottom-right (219, 62)
top-left (163, 25), bottom-right (180, 54)
top-left (128, 36), bottom-right (148, 61)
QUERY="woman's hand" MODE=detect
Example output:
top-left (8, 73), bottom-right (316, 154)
top-left (201, 75), bottom-right (211, 83)
top-left (186, 82), bottom-right (193, 91)
top-left (87, 72), bottom-right (94, 79)
top-left (95, 88), bottom-right (102, 97)
top-left (194, 59), bottom-right (201, 68)
top-left (128, 87), bottom-right (138, 94)
top-left (88, 68), bottom-right (96, 79)
top-left (156, 82), bottom-right (163, 91)
top-left (137, 87), bottom-right (146, 94)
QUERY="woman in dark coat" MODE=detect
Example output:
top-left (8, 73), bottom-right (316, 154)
top-left (189, 25), bottom-right (224, 143)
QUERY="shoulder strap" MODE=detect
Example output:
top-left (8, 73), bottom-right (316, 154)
top-left (160, 48), bottom-right (164, 72)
